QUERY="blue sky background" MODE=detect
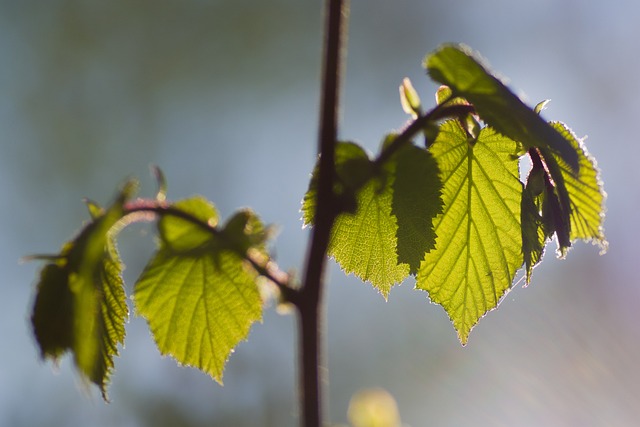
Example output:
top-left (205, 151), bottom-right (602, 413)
top-left (1, 1), bottom-right (638, 426)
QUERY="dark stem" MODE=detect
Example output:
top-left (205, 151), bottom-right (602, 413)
top-left (297, 0), bottom-right (347, 426)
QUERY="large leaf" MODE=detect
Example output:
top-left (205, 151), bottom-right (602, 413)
top-left (425, 44), bottom-right (579, 171)
top-left (302, 141), bottom-right (442, 297)
top-left (31, 184), bottom-right (132, 399)
top-left (417, 121), bottom-right (523, 344)
top-left (133, 197), bottom-right (264, 382)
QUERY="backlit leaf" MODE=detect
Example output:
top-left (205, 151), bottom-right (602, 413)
top-left (549, 122), bottom-right (607, 251)
top-left (31, 183), bottom-right (133, 399)
top-left (399, 77), bottom-right (422, 118)
top-left (521, 169), bottom-right (548, 282)
top-left (302, 142), bottom-right (376, 220)
top-left (417, 121), bottom-right (523, 344)
top-left (522, 122), bottom-right (607, 274)
top-left (303, 142), bottom-right (405, 296)
top-left (302, 141), bottom-right (442, 297)
top-left (392, 142), bottom-right (442, 274)
top-left (425, 44), bottom-right (579, 171)
top-left (134, 197), bottom-right (264, 382)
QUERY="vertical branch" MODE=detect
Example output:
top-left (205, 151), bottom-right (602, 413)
top-left (297, 0), bottom-right (348, 426)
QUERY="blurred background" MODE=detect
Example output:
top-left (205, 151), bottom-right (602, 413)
top-left (1, 0), bottom-right (638, 426)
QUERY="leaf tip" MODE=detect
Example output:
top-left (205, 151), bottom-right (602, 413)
top-left (534, 99), bottom-right (551, 115)
top-left (399, 77), bottom-right (422, 118)
top-left (150, 165), bottom-right (168, 202)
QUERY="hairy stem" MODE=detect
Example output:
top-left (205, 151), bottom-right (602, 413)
top-left (297, 0), bottom-right (348, 426)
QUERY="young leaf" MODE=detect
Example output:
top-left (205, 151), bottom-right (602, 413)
top-left (521, 167), bottom-right (548, 282)
top-left (522, 123), bottom-right (607, 272)
top-left (549, 122), bottom-right (606, 251)
top-left (399, 77), bottom-right (422, 118)
top-left (302, 141), bottom-right (442, 297)
top-left (417, 121), bottom-right (523, 344)
top-left (302, 141), bottom-right (377, 219)
top-left (425, 44), bottom-right (579, 171)
top-left (133, 197), bottom-right (264, 383)
top-left (31, 183), bottom-right (133, 399)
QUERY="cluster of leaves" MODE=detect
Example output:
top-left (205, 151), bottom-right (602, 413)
top-left (30, 179), bottom-right (278, 399)
top-left (28, 44), bottom-right (606, 399)
top-left (302, 44), bottom-right (606, 344)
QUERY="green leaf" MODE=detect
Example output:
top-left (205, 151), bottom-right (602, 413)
top-left (302, 142), bottom-right (376, 220)
top-left (222, 209), bottom-right (272, 255)
top-left (392, 142), bottom-right (442, 274)
top-left (549, 122), bottom-right (607, 251)
top-left (521, 168), bottom-right (548, 282)
top-left (134, 197), bottom-right (264, 383)
top-left (417, 121), bottom-right (523, 344)
top-left (303, 142), bottom-right (405, 296)
top-left (425, 44), bottom-right (579, 171)
top-left (31, 264), bottom-right (74, 359)
top-left (536, 146), bottom-right (573, 253)
top-left (302, 141), bottom-right (442, 297)
top-left (31, 184), bottom-right (132, 400)
top-left (522, 123), bottom-right (607, 272)
top-left (399, 77), bottom-right (422, 118)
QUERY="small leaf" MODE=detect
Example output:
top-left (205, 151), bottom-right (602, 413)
top-left (222, 209), bottom-right (271, 255)
top-left (83, 199), bottom-right (104, 219)
top-left (435, 85), bottom-right (453, 105)
top-left (31, 184), bottom-right (132, 399)
top-left (534, 99), bottom-right (550, 115)
top-left (134, 197), bottom-right (264, 383)
top-left (425, 44), bottom-right (579, 170)
top-left (302, 142), bottom-right (376, 220)
top-left (549, 122), bottom-right (607, 251)
top-left (158, 196), bottom-right (219, 252)
top-left (417, 121), bottom-right (523, 344)
top-left (399, 77), bottom-right (422, 118)
top-left (521, 185), bottom-right (546, 282)
top-left (151, 165), bottom-right (168, 202)
top-left (524, 123), bottom-right (607, 266)
top-left (32, 264), bottom-right (74, 359)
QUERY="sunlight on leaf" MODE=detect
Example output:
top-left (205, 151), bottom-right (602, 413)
top-left (550, 122), bottom-right (607, 251)
top-left (31, 182), bottom-right (133, 399)
top-left (522, 122), bottom-right (607, 277)
top-left (425, 44), bottom-right (579, 171)
top-left (302, 141), bottom-right (442, 297)
top-left (302, 141), bottom-right (376, 219)
top-left (392, 142), bottom-right (442, 274)
top-left (399, 77), bottom-right (422, 118)
top-left (304, 142), bottom-right (407, 297)
top-left (134, 197), bottom-right (263, 382)
top-left (417, 121), bottom-right (523, 344)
